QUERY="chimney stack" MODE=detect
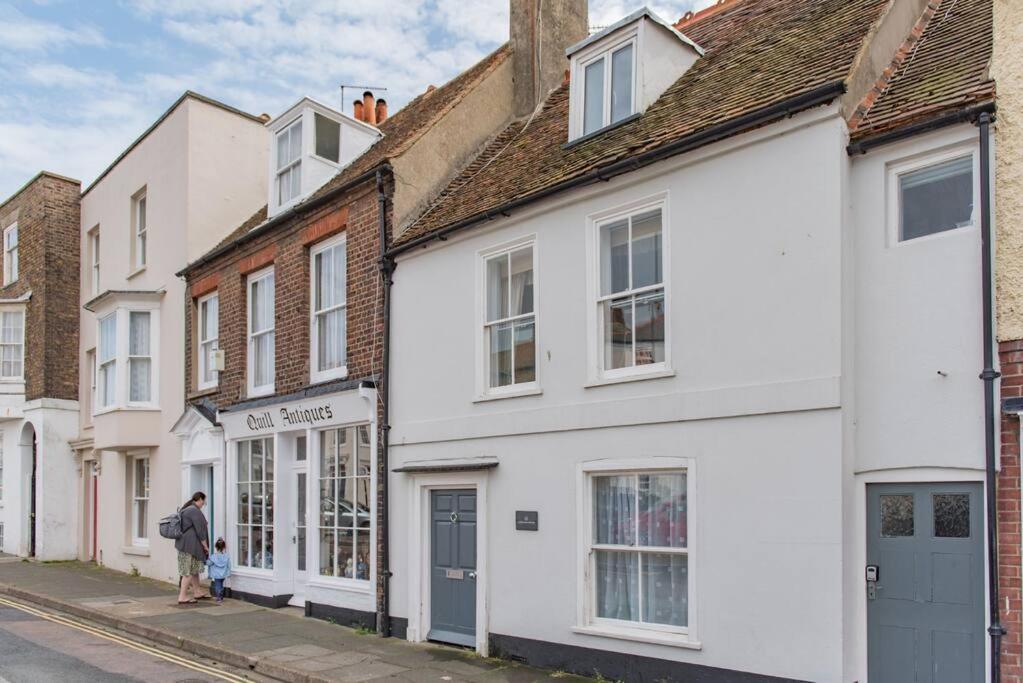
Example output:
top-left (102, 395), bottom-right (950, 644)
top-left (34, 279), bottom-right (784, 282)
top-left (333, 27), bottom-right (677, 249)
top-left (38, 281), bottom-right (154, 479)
top-left (353, 100), bottom-right (364, 121)
top-left (510, 0), bottom-right (588, 118)
top-left (363, 91), bottom-right (377, 126)
top-left (376, 99), bottom-right (388, 124)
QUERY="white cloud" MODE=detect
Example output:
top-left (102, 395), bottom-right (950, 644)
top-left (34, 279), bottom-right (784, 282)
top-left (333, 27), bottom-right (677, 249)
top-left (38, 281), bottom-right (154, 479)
top-left (0, 9), bottom-right (105, 52)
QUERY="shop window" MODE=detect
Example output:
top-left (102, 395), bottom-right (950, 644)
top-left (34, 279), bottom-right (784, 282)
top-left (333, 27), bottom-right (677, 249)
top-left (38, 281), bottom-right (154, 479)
top-left (237, 437), bottom-right (275, 569)
top-left (318, 425), bottom-right (371, 581)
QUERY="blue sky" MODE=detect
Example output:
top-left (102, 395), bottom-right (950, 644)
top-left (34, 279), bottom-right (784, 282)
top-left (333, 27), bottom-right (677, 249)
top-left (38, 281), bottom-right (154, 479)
top-left (0, 0), bottom-right (715, 199)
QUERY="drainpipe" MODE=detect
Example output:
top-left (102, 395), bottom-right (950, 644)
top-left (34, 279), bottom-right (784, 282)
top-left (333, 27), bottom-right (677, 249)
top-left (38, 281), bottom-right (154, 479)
top-left (376, 170), bottom-right (394, 637)
top-left (978, 111), bottom-right (1005, 682)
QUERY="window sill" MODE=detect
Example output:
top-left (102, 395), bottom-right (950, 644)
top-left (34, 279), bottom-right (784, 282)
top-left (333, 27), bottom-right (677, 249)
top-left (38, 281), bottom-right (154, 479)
top-left (571, 625), bottom-right (701, 650)
top-left (0, 377), bottom-right (24, 384)
top-left (246, 386), bottom-right (275, 399)
top-left (585, 368), bottom-right (675, 388)
top-left (563, 112), bottom-right (641, 149)
top-left (310, 366), bottom-right (348, 385)
top-left (473, 386), bottom-right (543, 403)
top-left (94, 405), bottom-right (160, 416)
top-left (122, 545), bottom-right (150, 557)
top-left (189, 386), bottom-right (218, 400)
top-left (127, 266), bottom-right (147, 280)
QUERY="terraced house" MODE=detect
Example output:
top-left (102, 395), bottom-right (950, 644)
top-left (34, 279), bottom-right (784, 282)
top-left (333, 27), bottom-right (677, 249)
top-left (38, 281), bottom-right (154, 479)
top-left (0, 172), bottom-right (81, 560)
top-left (382, 0), bottom-right (1005, 681)
top-left (175, 26), bottom-right (530, 625)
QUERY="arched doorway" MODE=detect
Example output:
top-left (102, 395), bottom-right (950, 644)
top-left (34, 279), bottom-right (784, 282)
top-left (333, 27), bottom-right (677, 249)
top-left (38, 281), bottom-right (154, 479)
top-left (20, 422), bottom-right (36, 557)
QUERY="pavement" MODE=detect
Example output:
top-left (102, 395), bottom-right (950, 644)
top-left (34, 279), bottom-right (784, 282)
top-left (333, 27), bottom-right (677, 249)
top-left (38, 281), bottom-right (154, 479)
top-left (0, 561), bottom-right (588, 683)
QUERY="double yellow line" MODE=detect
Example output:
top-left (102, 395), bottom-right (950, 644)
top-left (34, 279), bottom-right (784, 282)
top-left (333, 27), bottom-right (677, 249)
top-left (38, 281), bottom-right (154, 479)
top-left (0, 595), bottom-right (253, 682)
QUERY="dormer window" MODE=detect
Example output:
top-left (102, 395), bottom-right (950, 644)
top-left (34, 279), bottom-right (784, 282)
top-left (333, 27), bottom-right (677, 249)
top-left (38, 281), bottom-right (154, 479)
top-left (567, 8), bottom-right (703, 143)
top-left (276, 119), bottom-right (302, 207)
top-left (582, 42), bottom-right (634, 136)
top-left (266, 97), bottom-right (382, 218)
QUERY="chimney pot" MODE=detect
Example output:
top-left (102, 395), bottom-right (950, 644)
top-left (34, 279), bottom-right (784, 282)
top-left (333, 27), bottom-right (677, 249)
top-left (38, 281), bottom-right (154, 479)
top-left (376, 99), bottom-right (388, 124)
top-left (353, 100), bottom-right (364, 121)
top-left (363, 91), bottom-right (377, 126)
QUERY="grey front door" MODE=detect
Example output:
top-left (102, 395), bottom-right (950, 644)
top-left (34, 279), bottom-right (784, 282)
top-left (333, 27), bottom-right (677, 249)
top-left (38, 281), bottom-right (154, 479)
top-left (867, 482), bottom-right (984, 683)
top-left (430, 489), bottom-right (477, 647)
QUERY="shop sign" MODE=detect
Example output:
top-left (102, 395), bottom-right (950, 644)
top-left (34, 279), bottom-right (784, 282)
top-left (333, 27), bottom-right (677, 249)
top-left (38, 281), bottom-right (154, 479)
top-left (219, 390), bottom-right (370, 440)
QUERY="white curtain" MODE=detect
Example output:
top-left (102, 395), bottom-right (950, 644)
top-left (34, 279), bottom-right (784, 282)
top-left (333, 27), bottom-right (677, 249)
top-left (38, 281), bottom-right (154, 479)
top-left (594, 476), bottom-right (638, 620)
top-left (129, 312), bottom-right (151, 402)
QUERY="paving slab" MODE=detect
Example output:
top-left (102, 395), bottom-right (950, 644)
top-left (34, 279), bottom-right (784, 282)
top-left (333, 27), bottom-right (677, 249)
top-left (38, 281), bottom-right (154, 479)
top-left (0, 560), bottom-right (590, 683)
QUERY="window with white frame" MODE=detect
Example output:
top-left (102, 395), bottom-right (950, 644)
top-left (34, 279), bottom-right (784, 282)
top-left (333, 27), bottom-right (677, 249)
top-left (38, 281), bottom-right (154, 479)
top-left (197, 293), bottom-right (219, 390)
top-left (483, 243), bottom-right (536, 391)
top-left (86, 349), bottom-right (96, 420)
top-left (311, 236), bottom-right (346, 381)
top-left (89, 228), bottom-right (100, 295)
top-left (247, 268), bottom-right (275, 396)
top-left (587, 468), bottom-right (691, 634)
top-left (237, 437), bottom-right (274, 569)
top-left (130, 454), bottom-right (150, 546)
top-left (276, 119), bottom-right (303, 206)
top-left (0, 442), bottom-right (4, 503)
top-left (128, 311), bottom-right (152, 403)
top-left (0, 311), bottom-right (24, 380)
top-left (596, 205), bottom-right (666, 373)
top-left (318, 425), bottom-right (371, 581)
top-left (897, 155), bottom-right (974, 242)
top-left (98, 314), bottom-right (116, 408)
top-left (3, 224), bottom-right (18, 285)
top-left (581, 41), bottom-right (634, 136)
top-left (133, 192), bottom-right (147, 269)
top-left (314, 113), bottom-right (340, 163)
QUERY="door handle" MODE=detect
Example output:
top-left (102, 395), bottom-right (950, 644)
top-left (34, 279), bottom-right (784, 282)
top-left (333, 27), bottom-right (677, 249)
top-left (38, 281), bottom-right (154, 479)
top-left (468, 571), bottom-right (477, 580)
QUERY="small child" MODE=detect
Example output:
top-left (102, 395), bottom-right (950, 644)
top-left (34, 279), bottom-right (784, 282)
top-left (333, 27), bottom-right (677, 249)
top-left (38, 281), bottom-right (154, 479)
top-left (206, 538), bottom-right (231, 604)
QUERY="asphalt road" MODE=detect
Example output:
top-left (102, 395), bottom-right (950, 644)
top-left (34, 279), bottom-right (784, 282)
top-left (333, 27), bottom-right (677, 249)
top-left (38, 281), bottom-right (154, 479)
top-left (0, 598), bottom-right (267, 683)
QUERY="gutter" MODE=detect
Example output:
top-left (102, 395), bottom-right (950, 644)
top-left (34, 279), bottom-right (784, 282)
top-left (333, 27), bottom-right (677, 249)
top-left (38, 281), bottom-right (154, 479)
top-left (846, 101), bottom-right (996, 155)
top-left (376, 170), bottom-right (394, 637)
top-left (387, 80), bottom-right (846, 259)
top-left (176, 164), bottom-right (392, 277)
top-left (977, 111), bottom-right (1006, 683)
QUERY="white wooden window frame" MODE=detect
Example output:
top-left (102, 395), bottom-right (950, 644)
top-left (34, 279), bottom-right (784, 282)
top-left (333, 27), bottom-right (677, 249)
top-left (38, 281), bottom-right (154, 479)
top-left (3, 223), bottom-right (17, 286)
top-left (885, 144), bottom-right (979, 248)
top-left (133, 190), bottom-right (147, 271)
top-left (0, 442), bottom-right (4, 504)
top-left (234, 436), bottom-right (275, 572)
top-left (197, 292), bottom-right (219, 391)
top-left (94, 305), bottom-right (161, 413)
top-left (309, 234), bottom-right (348, 384)
top-left (474, 234), bottom-right (541, 401)
top-left (585, 192), bottom-right (672, 386)
top-left (247, 266), bottom-right (275, 397)
top-left (276, 117), bottom-right (303, 209)
top-left (89, 227), bottom-right (100, 295)
top-left (0, 308), bottom-right (25, 382)
top-left (570, 29), bottom-right (639, 141)
top-left (574, 457), bottom-right (699, 649)
top-left (127, 311), bottom-right (153, 405)
top-left (86, 348), bottom-right (96, 422)
top-left (130, 452), bottom-right (150, 547)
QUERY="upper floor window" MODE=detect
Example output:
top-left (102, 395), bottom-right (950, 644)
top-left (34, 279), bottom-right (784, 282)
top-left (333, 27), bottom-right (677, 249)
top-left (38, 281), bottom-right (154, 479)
top-left (583, 42), bottom-right (634, 136)
top-left (98, 314), bottom-right (116, 409)
top-left (197, 293), bottom-right (219, 391)
top-left (314, 113), bottom-right (340, 163)
top-left (247, 268), bottom-right (275, 396)
top-left (897, 155), bottom-right (974, 242)
top-left (132, 191), bottom-right (147, 270)
top-left (481, 240), bottom-right (537, 394)
top-left (89, 227), bottom-right (100, 295)
top-left (0, 310), bottom-right (24, 381)
top-left (311, 236), bottom-right (347, 383)
top-left (598, 206), bottom-right (665, 373)
top-left (276, 120), bottom-right (302, 207)
top-left (95, 305), bottom-right (159, 412)
top-left (3, 223), bottom-right (18, 286)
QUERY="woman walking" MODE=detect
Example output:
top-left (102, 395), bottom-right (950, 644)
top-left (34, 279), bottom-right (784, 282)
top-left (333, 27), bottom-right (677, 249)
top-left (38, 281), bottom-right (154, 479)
top-left (176, 491), bottom-right (211, 605)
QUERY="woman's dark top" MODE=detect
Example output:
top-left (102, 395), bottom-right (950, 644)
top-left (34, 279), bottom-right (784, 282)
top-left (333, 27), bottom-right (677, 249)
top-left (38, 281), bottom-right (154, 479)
top-left (174, 504), bottom-right (209, 561)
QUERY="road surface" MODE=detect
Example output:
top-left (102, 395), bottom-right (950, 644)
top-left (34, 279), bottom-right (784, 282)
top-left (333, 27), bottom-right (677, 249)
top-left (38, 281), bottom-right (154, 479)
top-left (0, 596), bottom-right (268, 682)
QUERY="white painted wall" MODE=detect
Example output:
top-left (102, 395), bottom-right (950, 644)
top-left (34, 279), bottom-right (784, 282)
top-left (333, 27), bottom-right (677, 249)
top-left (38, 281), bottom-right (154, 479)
top-left (389, 109), bottom-right (848, 682)
top-left (78, 95), bottom-right (267, 580)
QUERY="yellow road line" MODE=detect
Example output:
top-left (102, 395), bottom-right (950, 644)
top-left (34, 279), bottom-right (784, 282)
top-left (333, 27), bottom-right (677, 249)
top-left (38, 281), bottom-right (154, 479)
top-left (0, 595), bottom-right (252, 683)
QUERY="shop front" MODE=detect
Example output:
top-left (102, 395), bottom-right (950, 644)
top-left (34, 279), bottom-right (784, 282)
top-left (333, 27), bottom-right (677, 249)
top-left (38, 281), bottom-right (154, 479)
top-left (217, 382), bottom-right (377, 625)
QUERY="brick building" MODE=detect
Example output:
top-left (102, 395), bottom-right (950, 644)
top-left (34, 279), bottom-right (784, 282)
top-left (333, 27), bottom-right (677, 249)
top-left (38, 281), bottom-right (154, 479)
top-left (176, 44), bottom-right (518, 627)
top-left (0, 171), bottom-right (81, 559)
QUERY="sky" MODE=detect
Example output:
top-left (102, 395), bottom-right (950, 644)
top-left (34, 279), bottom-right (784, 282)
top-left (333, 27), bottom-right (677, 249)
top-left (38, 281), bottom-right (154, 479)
top-left (0, 0), bottom-right (716, 200)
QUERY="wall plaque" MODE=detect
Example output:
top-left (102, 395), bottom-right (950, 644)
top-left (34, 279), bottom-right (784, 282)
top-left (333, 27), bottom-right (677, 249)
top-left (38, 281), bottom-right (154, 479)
top-left (515, 510), bottom-right (539, 531)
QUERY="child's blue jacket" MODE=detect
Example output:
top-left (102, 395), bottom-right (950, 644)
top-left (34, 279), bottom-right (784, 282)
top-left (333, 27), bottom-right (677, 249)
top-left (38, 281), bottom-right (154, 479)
top-left (206, 552), bottom-right (231, 579)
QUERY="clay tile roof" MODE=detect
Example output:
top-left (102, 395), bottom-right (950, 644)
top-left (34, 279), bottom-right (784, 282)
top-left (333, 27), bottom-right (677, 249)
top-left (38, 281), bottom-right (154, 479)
top-left (850, 0), bottom-right (994, 141)
top-left (394, 0), bottom-right (892, 246)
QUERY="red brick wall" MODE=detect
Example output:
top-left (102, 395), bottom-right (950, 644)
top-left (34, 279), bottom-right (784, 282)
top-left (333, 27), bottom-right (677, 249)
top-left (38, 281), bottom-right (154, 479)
top-left (1002, 339), bottom-right (1023, 682)
top-left (0, 173), bottom-right (81, 401)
